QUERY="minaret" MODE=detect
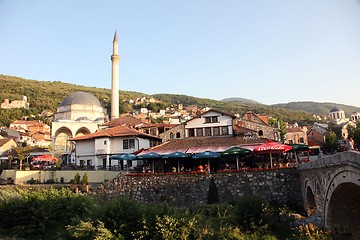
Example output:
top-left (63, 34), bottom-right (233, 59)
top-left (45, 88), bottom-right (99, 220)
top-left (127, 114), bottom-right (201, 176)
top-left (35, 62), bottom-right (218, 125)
top-left (111, 31), bottom-right (120, 120)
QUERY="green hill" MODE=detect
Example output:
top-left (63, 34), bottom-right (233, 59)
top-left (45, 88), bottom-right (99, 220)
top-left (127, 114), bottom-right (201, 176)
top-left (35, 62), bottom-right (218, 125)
top-left (221, 97), bottom-right (262, 105)
top-left (0, 74), bottom-right (318, 126)
top-left (272, 101), bottom-right (360, 117)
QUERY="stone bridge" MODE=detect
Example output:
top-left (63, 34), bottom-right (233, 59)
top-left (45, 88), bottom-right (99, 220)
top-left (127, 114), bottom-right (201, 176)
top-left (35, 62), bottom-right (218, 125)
top-left (298, 150), bottom-right (360, 237)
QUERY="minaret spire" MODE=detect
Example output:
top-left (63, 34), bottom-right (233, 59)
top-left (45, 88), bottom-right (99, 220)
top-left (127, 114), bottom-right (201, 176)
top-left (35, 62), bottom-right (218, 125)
top-left (111, 31), bottom-right (120, 120)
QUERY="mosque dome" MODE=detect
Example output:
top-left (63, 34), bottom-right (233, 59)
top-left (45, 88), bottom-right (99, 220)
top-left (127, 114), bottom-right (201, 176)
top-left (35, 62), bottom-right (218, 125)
top-left (330, 107), bottom-right (343, 113)
top-left (60, 92), bottom-right (102, 107)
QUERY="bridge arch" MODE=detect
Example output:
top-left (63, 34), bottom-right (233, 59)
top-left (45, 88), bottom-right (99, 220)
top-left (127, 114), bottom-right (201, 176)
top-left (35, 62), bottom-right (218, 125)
top-left (324, 167), bottom-right (360, 236)
top-left (303, 179), bottom-right (317, 216)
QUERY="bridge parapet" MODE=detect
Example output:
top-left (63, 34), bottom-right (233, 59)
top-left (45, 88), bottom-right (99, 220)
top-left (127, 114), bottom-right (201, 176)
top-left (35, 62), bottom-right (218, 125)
top-left (297, 150), bottom-right (360, 171)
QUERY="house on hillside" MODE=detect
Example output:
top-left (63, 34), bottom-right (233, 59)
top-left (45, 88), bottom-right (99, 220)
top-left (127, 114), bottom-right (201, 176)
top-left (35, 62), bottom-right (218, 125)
top-left (307, 128), bottom-right (326, 149)
top-left (0, 138), bottom-right (17, 159)
top-left (284, 127), bottom-right (308, 145)
top-left (70, 125), bottom-right (161, 170)
top-left (9, 120), bottom-right (51, 147)
top-left (0, 96), bottom-right (29, 109)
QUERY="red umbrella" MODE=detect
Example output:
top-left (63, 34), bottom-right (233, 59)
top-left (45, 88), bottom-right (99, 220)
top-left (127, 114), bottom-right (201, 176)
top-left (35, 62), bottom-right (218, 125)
top-left (253, 140), bottom-right (292, 154)
top-left (33, 154), bottom-right (57, 162)
top-left (253, 140), bottom-right (292, 168)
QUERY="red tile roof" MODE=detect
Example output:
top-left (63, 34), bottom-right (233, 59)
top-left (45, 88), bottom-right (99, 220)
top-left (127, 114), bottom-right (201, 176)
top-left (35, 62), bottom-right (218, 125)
top-left (286, 127), bottom-right (304, 133)
top-left (101, 114), bottom-right (146, 127)
top-left (145, 136), bottom-right (267, 154)
top-left (233, 125), bottom-right (257, 135)
top-left (70, 125), bottom-right (161, 141)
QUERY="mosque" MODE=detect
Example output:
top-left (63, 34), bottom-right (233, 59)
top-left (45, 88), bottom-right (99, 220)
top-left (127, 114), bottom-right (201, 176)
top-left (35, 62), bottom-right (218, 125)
top-left (51, 32), bottom-right (120, 154)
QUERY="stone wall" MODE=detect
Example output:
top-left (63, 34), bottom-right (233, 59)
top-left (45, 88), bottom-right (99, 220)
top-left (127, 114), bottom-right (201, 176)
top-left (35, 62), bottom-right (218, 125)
top-left (105, 168), bottom-right (302, 208)
top-left (159, 124), bottom-right (185, 142)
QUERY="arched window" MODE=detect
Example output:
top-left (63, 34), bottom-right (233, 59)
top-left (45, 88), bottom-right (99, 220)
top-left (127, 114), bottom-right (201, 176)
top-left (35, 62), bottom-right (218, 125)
top-left (258, 130), bottom-right (264, 136)
top-left (170, 133), bottom-right (174, 139)
top-left (176, 132), bottom-right (181, 138)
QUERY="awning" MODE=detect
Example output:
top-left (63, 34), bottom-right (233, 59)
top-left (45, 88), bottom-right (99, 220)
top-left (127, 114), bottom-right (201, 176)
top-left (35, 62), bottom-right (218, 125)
top-left (110, 153), bottom-right (137, 161)
top-left (136, 152), bottom-right (162, 159)
top-left (289, 144), bottom-right (309, 152)
top-left (192, 151), bottom-right (221, 159)
top-left (221, 146), bottom-right (252, 155)
top-left (253, 140), bottom-right (292, 154)
top-left (163, 152), bottom-right (190, 159)
top-left (32, 154), bottom-right (57, 162)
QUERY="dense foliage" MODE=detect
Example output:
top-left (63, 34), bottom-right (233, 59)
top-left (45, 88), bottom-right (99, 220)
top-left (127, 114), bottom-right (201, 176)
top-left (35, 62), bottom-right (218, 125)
top-left (0, 187), bottom-right (331, 240)
top-left (0, 74), bottom-right (320, 127)
top-left (273, 101), bottom-right (360, 117)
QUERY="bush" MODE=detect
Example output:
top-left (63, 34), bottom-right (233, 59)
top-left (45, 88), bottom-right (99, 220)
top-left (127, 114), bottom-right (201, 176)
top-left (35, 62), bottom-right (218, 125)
top-left (0, 187), bottom-right (96, 239)
top-left (233, 195), bottom-right (272, 233)
top-left (82, 172), bottom-right (88, 185)
top-left (74, 173), bottom-right (80, 185)
top-left (66, 220), bottom-right (119, 240)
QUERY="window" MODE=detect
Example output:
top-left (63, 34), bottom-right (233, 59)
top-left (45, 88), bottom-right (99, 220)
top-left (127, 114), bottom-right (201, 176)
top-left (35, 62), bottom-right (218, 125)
top-left (289, 140), bottom-right (294, 144)
top-left (176, 132), bottom-right (181, 138)
top-left (204, 116), bottom-right (219, 123)
top-left (299, 137), bottom-right (304, 143)
top-left (170, 133), bottom-right (174, 139)
top-left (258, 130), bottom-right (264, 136)
top-left (222, 126), bottom-right (229, 135)
top-left (123, 139), bottom-right (135, 149)
top-left (150, 140), bottom-right (157, 148)
top-left (213, 127), bottom-right (220, 136)
top-left (150, 128), bottom-right (157, 136)
top-left (196, 128), bottom-right (203, 137)
top-left (205, 127), bottom-right (212, 136)
top-left (104, 140), bottom-right (107, 145)
top-left (188, 128), bottom-right (195, 137)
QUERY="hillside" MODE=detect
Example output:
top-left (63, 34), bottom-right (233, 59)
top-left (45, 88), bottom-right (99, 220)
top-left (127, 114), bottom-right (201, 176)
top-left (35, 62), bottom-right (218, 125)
top-left (0, 74), bottom-right (318, 126)
top-left (272, 102), bottom-right (360, 117)
top-left (221, 97), bottom-right (262, 105)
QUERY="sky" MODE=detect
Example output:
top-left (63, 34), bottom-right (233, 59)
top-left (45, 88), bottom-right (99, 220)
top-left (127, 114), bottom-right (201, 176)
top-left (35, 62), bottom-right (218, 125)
top-left (1, 1), bottom-right (360, 107)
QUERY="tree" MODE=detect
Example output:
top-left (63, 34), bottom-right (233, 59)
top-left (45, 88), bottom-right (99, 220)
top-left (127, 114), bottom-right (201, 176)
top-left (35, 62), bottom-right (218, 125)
top-left (325, 131), bottom-right (338, 153)
top-left (74, 173), bottom-right (81, 185)
top-left (147, 102), bottom-right (160, 112)
top-left (14, 148), bottom-right (25, 171)
top-left (328, 123), bottom-right (342, 139)
top-left (353, 121), bottom-right (360, 149)
top-left (268, 117), bottom-right (286, 142)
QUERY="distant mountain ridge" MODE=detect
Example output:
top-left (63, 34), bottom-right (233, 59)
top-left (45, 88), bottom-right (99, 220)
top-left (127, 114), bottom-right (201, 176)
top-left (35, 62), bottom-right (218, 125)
top-left (221, 97), bottom-right (360, 117)
top-left (272, 101), bottom-right (360, 117)
top-left (221, 97), bottom-right (262, 105)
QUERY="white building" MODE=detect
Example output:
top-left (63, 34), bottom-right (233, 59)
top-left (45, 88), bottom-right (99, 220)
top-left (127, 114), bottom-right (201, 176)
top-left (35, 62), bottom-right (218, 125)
top-left (52, 92), bottom-right (108, 152)
top-left (185, 109), bottom-right (235, 138)
top-left (351, 112), bottom-right (360, 122)
top-left (71, 125), bottom-right (161, 170)
top-left (329, 107), bottom-right (348, 124)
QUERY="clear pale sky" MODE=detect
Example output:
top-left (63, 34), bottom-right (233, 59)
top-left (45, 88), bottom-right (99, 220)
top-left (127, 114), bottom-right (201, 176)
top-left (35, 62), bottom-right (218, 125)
top-left (1, 1), bottom-right (360, 107)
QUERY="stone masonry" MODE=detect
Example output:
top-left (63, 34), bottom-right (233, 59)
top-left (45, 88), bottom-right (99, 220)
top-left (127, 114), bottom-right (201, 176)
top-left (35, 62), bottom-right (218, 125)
top-left (103, 168), bottom-right (302, 209)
